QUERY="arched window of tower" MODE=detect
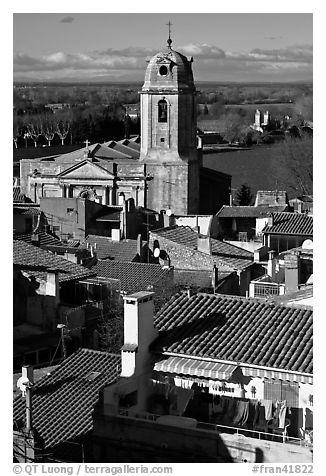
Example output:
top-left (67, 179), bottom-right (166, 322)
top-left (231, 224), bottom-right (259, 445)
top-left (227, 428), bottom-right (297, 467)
top-left (158, 99), bottom-right (168, 123)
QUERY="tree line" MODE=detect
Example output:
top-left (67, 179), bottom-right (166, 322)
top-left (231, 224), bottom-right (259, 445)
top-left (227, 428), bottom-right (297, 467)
top-left (13, 104), bottom-right (140, 148)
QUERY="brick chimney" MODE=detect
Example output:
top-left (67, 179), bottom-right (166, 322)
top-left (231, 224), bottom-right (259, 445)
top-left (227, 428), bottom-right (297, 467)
top-left (197, 235), bottom-right (211, 255)
top-left (284, 252), bottom-right (300, 293)
top-left (121, 291), bottom-right (157, 378)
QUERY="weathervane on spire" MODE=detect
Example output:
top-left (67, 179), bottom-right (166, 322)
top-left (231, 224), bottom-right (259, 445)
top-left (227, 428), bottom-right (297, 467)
top-left (167, 20), bottom-right (173, 48)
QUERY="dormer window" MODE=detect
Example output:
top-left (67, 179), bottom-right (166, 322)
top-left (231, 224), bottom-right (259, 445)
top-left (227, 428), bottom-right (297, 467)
top-left (158, 99), bottom-right (168, 123)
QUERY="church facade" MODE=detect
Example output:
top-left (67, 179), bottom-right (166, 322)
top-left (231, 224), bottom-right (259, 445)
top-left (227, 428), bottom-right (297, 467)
top-left (20, 38), bottom-right (230, 216)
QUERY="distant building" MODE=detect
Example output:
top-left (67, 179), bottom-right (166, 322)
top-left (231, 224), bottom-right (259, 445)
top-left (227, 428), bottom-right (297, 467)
top-left (262, 212), bottom-right (313, 253)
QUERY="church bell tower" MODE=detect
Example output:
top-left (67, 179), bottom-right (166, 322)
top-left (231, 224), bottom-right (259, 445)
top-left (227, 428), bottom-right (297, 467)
top-left (140, 26), bottom-right (200, 215)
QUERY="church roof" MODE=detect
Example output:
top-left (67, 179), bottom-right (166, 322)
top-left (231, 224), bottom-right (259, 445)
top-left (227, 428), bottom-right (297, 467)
top-left (37, 139), bottom-right (141, 165)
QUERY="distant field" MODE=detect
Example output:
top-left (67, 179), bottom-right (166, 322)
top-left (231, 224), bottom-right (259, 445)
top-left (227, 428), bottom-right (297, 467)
top-left (203, 144), bottom-right (298, 199)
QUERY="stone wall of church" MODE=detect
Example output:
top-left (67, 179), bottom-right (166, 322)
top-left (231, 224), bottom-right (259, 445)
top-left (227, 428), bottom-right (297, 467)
top-left (145, 162), bottom-right (199, 215)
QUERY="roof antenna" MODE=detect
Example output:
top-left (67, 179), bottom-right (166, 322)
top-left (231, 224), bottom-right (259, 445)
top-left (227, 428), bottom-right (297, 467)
top-left (167, 20), bottom-right (173, 49)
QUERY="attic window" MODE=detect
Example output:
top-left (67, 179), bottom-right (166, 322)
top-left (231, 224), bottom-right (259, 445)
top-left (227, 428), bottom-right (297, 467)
top-left (84, 371), bottom-right (102, 381)
top-left (67, 208), bottom-right (74, 213)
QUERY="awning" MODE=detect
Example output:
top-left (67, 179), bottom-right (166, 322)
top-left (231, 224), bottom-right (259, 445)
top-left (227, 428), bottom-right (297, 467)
top-left (241, 366), bottom-right (313, 384)
top-left (154, 356), bottom-right (238, 380)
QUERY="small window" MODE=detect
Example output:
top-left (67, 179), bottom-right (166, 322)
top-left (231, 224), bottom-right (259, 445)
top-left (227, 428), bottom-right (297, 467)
top-left (160, 138), bottom-right (165, 143)
top-left (159, 65), bottom-right (168, 76)
top-left (158, 99), bottom-right (168, 123)
top-left (67, 208), bottom-right (74, 213)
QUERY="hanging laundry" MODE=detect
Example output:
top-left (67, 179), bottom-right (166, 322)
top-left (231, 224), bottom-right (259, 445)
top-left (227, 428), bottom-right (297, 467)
top-left (278, 400), bottom-right (287, 429)
top-left (261, 399), bottom-right (273, 421)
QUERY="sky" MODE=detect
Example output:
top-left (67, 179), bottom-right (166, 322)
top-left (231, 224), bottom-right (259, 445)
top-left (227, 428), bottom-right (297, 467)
top-left (13, 12), bottom-right (313, 83)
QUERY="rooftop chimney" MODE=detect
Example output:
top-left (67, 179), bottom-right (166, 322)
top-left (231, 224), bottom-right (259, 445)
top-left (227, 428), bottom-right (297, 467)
top-left (31, 233), bottom-right (40, 247)
top-left (297, 201), bottom-right (303, 214)
top-left (267, 214), bottom-right (274, 227)
top-left (137, 234), bottom-right (142, 258)
top-left (284, 251), bottom-right (300, 293)
top-left (197, 235), bottom-right (211, 255)
top-left (212, 264), bottom-right (218, 293)
top-left (267, 250), bottom-right (276, 280)
top-left (121, 291), bottom-right (157, 378)
top-left (112, 228), bottom-right (121, 242)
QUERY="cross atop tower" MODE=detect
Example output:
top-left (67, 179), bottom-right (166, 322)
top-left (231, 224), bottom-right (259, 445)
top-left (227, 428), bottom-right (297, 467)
top-left (166, 21), bottom-right (173, 48)
top-left (84, 139), bottom-right (90, 150)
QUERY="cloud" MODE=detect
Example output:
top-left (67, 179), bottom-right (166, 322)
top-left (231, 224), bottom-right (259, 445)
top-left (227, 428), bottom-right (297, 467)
top-left (264, 36), bottom-right (283, 40)
top-left (60, 16), bottom-right (74, 23)
top-left (13, 43), bottom-right (313, 82)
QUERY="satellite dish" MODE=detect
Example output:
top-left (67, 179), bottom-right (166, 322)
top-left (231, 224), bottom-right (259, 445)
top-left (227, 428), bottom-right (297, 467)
top-left (154, 248), bottom-right (161, 258)
top-left (17, 376), bottom-right (30, 397)
top-left (302, 239), bottom-right (313, 250)
top-left (166, 209), bottom-right (172, 217)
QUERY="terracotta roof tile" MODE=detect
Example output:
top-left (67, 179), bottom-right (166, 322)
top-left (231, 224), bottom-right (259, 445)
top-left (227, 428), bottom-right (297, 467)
top-left (153, 292), bottom-right (312, 374)
top-left (152, 226), bottom-right (253, 270)
top-left (86, 235), bottom-right (139, 261)
top-left (13, 240), bottom-right (95, 283)
top-left (13, 349), bottom-right (120, 449)
top-left (216, 205), bottom-right (288, 218)
top-left (90, 261), bottom-right (172, 294)
top-left (263, 212), bottom-right (313, 236)
top-left (13, 231), bottom-right (61, 247)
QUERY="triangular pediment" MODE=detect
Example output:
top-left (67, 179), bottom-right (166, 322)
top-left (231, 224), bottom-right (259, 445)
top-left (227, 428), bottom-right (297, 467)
top-left (57, 160), bottom-right (115, 180)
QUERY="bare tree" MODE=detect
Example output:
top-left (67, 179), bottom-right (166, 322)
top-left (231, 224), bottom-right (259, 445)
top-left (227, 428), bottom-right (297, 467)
top-left (271, 133), bottom-right (313, 196)
top-left (222, 112), bottom-right (249, 144)
top-left (26, 117), bottom-right (43, 148)
top-left (42, 115), bottom-right (57, 147)
top-left (13, 116), bottom-right (23, 149)
top-left (56, 119), bottom-right (70, 146)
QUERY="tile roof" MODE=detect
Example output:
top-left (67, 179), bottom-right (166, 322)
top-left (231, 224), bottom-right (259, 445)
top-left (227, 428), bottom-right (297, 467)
top-left (40, 139), bottom-right (141, 164)
top-left (90, 261), bottom-right (172, 294)
top-left (263, 212), bottom-right (313, 236)
top-left (216, 205), bottom-right (288, 218)
top-left (13, 349), bottom-right (120, 449)
top-left (174, 269), bottom-right (233, 290)
top-left (13, 231), bottom-right (61, 247)
top-left (13, 206), bottom-right (41, 216)
top-left (151, 226), bottom-right (253, 270)
top-left (13, 240), bottom-right (95, 283)
top-left (13, 187), bottom-right (27, 203)
top-left (153, 292), bottom-right (312, 374)
top-left (85, 235), bottom-right (139, 261)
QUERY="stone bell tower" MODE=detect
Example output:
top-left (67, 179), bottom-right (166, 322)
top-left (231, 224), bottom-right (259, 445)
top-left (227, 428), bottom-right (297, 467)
top-left (139, 26), bottom-right (200, 215)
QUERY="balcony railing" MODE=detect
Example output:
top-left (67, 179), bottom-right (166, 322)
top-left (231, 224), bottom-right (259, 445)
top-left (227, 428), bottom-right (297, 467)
top-left (117, 408), bottom-right (307, 447)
